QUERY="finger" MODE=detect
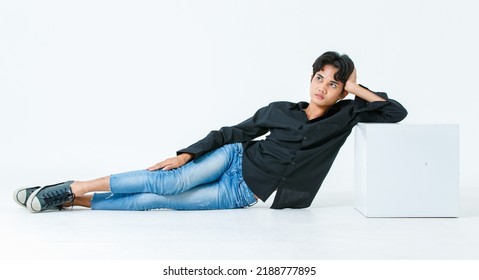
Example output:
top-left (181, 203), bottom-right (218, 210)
top-left (147, 165), bottom-right (159, 171)
top-left (162, 164), bottom-right (174, 171)
top-left (147, 161), bottom-right (167, 171)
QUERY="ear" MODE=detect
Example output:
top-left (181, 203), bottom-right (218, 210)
top-left (340, 89), bottom-right (348, 100)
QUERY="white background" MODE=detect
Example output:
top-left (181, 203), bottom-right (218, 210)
top-left (1, 0), bottom-right (478, 207)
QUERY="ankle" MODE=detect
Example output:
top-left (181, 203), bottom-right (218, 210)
top-left (64, 195), bottom-right (92, 208)
top-left (70, 181), bottom-right (86, 196)
top-left (70, 180), bottom-right (78, 191)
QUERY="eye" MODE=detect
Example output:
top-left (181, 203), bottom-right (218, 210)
top-left (316, 75), bottom-right (323, 81)
top-left (330, 83), bottom-right (337, 88)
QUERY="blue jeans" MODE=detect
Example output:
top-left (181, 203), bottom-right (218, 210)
top-left (90, 143), bottom-right (257, 210)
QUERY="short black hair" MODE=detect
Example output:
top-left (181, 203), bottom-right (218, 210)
top-left (312, 51), bottom-right (355, 83)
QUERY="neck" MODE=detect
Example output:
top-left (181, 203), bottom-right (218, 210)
top-left (304, 104), bottom-right (330, 120)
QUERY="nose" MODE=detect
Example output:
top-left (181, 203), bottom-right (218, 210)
top-left (317, 83), bottom-right (326, 93)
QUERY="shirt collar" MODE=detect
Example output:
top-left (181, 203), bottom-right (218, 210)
top-left (290, 101), bottom-right (342, 113)
top-left (290, 101), bottom-right (309, 110)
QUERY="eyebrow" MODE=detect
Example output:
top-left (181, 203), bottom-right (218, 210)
top-left (317, 74), bottom-right (340, 85)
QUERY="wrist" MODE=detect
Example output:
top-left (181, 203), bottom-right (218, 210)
top-left (179, 153), bottom-right (194, 162)
top-left (345, 82), bottom-right (361, 95)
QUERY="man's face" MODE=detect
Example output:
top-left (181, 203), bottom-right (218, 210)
top-left (309, 64), bottom-right (347, 108)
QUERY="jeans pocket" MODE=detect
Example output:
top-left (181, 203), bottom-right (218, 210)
top-left (238, 180), bottom-right (257, 207)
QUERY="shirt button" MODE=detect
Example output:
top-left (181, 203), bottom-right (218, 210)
top-left (303, 136), bottom-right (307, 140)
top-left (282, 177), bottom-right (286, 181)
top-left (291, 161), bottom-right (296, 165)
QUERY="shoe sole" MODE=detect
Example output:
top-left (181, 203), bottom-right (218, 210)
top-left (13, 187), bottom-right (40, 208)
top-left (26, 187), bottom-right (43, 213)
top-left (13, 188), bottom-right (28, 208)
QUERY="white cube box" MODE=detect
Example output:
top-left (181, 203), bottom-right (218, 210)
top-left (354, 123), bottom-right (459, 217)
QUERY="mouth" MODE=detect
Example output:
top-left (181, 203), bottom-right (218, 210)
top-left (315, 93), bottom-right (325, 100)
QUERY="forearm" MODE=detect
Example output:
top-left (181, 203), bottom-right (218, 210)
top-left (177, 107), bottom-right (270, 158)
top-left (347, 83), bottom-right (386, 102)
top-left (147, 152), bottom-right (194, 171)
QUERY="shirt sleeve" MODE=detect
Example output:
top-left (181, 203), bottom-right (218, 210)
top-left (353, 87), bottom-right (408, 123)
top-left (176, 105), bottom-right (271, 159)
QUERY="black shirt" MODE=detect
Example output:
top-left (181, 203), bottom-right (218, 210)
top-left (177, 90), bottom-right (407, 209)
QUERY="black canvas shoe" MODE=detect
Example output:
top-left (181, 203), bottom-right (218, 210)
top-left (26, 181), bottom-right (75, 213)
top-left (13, 186), bottom-right (41, 208)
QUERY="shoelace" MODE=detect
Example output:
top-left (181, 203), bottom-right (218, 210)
top-left (41, 189), bottom-right (74, 209)
top-left (58, 193), bottom-right (76, 211)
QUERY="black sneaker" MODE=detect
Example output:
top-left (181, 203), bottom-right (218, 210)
top-left (13, 186), bottom-right (41, 208)
top-left (26, 181), bottom-right (75, 213)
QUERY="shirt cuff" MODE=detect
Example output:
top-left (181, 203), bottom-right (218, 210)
top-left (353, 85), bottom-right (391, 113)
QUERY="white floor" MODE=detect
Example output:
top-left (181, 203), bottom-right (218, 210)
top-left (2, 187), bottom-right (479, 260)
